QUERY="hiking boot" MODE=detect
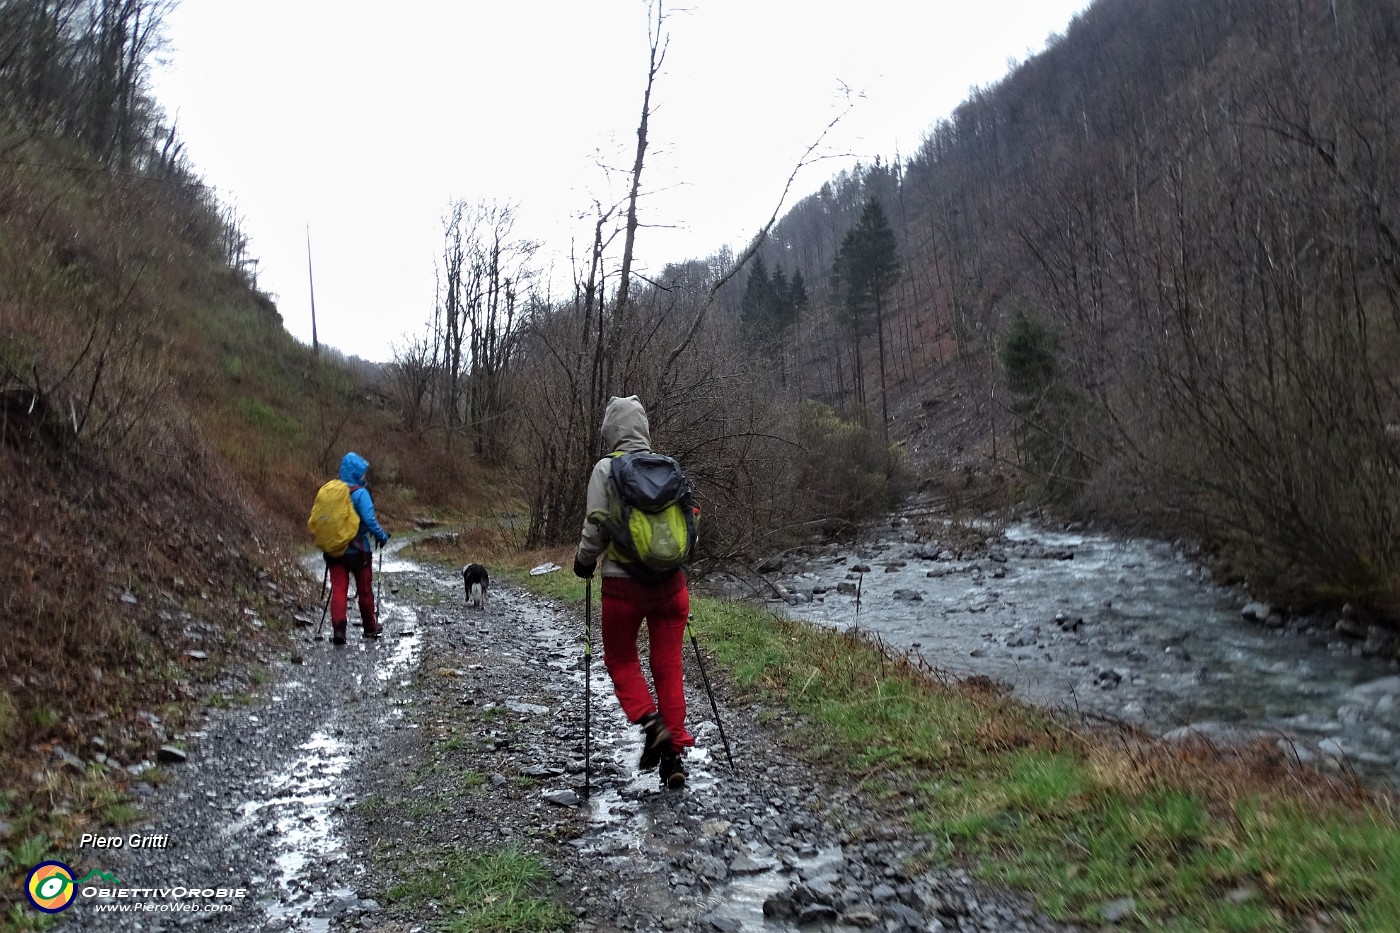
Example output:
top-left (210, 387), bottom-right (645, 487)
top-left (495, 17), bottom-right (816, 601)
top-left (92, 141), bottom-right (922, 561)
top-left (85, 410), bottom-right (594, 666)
top-left (659, 750), bottom-right (687, 790)
top-left (637, 712), bottom-right (671, 772)
top-left (331, 623), bottom-right (347, 646)
top-left (362, 620), bottom-right (383, 638)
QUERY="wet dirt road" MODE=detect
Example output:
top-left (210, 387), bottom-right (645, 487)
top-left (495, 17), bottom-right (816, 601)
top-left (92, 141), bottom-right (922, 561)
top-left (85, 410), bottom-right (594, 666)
top-left (74, 549), bottom-right (1074, 933)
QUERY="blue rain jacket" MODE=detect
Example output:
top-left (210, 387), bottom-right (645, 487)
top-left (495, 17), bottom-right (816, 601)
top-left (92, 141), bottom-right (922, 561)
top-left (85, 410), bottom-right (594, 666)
top-left (338, 451), bottom-right (388, 554)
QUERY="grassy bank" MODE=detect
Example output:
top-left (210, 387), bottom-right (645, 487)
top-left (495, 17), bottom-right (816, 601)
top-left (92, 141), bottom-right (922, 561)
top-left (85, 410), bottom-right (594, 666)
top-left (503, 558), bottom-right (1400, 932)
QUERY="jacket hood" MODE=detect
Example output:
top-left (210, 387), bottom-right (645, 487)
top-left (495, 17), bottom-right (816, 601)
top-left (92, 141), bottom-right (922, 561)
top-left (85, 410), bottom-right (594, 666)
top-left (338, 451), bottom-right (369, 485)
top-left (601, 396), bottom-right (651, 453)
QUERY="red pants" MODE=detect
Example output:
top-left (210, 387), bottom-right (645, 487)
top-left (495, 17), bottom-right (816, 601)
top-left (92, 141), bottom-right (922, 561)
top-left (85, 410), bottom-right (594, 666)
top-left (600, 572), bottom-right (693, 750)
top-left (328, 552), bottom-right (376, 629)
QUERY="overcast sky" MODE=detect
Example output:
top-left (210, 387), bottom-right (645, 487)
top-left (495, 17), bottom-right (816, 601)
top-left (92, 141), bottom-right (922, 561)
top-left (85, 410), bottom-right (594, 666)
top-left (152, 0), bottom-right (1092, 362)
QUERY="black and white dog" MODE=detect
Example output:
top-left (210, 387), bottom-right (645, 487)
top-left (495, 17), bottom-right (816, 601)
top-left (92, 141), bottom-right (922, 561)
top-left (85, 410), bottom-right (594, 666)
top-left (462, 563), bottom-right (490, 609)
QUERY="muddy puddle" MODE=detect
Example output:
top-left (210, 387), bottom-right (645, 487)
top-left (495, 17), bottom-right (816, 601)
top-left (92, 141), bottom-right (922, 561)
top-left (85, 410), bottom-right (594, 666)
top-left (768, 517), bottom-right (1400, 789)
top-left (244, 549), bottom-right (421, 930)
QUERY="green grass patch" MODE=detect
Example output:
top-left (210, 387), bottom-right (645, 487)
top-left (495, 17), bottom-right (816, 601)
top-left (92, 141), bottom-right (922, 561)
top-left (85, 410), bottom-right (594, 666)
top-left (509, 566), bottom-right (1400, 933)
top-left (354, 795), bottom-right (386, 819)
top-left (236, 396), bottom-right (303, 440)
top-left (437, 735), bottom-right (469, 753)
top-left (387, 846), bottom-right (570, 932)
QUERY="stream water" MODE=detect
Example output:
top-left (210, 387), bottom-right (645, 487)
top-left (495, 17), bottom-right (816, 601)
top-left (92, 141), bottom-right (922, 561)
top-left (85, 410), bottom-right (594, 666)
top-left (766, 516), bottom-right (1400, 790)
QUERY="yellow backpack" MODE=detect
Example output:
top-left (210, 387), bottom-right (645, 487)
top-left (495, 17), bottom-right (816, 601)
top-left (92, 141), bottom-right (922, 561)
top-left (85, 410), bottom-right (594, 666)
top-left (307, 480), bottom-right (361, 557)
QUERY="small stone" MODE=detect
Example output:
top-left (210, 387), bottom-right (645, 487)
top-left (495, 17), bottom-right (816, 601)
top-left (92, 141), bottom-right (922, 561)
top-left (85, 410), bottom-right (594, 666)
top-left (763, 892), bottom-right (799, 920)
top-left (798, 904), bottom-right (840, 924)
top-left (840, 908), bottom-right (880, 928)
top-left (1100, 898), bottom-right (1137, 923)
top-left (1225, 885), bottom-right (1258, 905)
top-left (521, 764), bottom-right (565, 778)
top-left (544, 789), bottom-right (580, 807)
top-left (157, 745), bottom-right (188, 764)
top-left (728, 853), bottom-right (769, 875)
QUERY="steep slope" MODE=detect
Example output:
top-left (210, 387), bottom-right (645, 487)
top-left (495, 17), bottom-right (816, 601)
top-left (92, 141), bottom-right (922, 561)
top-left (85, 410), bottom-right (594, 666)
top-left (0, 129), bottom-right (493, 895)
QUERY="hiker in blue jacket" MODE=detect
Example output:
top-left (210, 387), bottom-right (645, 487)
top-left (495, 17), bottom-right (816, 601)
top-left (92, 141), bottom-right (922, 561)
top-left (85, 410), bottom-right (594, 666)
top-left (326, 451), bottom-right (389, 645)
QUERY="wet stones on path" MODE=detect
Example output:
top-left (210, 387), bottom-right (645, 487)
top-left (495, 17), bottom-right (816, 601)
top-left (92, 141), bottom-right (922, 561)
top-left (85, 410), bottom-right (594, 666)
top-left (84, 554), bottom-right (1077, 932)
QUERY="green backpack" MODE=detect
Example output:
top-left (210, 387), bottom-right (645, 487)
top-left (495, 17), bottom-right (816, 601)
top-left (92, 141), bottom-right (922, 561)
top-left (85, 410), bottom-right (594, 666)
top-left (590, 451), bottom-right (698, 582)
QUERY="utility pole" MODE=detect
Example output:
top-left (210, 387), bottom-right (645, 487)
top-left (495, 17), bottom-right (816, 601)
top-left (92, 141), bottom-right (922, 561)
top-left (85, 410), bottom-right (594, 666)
top-left (307, 225), bottom-right (319, 358)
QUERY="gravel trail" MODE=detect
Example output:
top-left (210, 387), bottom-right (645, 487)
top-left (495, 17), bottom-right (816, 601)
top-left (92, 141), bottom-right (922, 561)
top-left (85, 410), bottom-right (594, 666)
top-left (70, 554), bottom-right (1077, 933)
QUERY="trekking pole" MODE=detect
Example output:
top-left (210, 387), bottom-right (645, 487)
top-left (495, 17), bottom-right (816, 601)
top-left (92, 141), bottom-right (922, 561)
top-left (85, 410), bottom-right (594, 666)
top-left (376, 543), bottom-right (384, 623)
top-left (314, 565), bottom-right (330, 640)
top-left (686, 614), bottom-right (736, 772)
top-left (584, 575), bottom-right (593, 800)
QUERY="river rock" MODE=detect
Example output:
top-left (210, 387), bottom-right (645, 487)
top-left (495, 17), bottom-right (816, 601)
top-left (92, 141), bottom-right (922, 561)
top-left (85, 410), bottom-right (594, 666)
top-left (1362, 627), bottom-right (1398, 658)
top-left (1342, 676), bottom-right (1400, 704)
top-left (1163, 721), bottom-right (1275, 746)
top-left (1336, 616), bottom-right (1368, 639)
top-left (1240, 601), bottom-right (1271, 623)
top-left (1095, 668), bottom-right (1123, 689)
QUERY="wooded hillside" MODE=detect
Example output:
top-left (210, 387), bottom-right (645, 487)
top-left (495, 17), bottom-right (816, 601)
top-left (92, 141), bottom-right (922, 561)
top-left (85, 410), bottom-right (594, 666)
top-left (722, 0), bottom-right (1400, 618)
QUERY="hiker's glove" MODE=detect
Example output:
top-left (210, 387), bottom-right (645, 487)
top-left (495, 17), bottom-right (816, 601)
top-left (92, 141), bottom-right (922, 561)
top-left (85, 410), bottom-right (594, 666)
top-left (377, 532), bottom-right (390, 548)
top-left (573, 555), bottom-right (595, 579)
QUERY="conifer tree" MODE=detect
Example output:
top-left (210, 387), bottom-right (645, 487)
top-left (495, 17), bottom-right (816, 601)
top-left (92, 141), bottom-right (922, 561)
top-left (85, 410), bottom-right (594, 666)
top-left (788, 269), bottom-right (808, 319)
top-left (769, 265), bottom-right (790, 337)
top-left (739, 255), bottom-right (770, 336)
top-left (832, 198), bottom-right (901, 431)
